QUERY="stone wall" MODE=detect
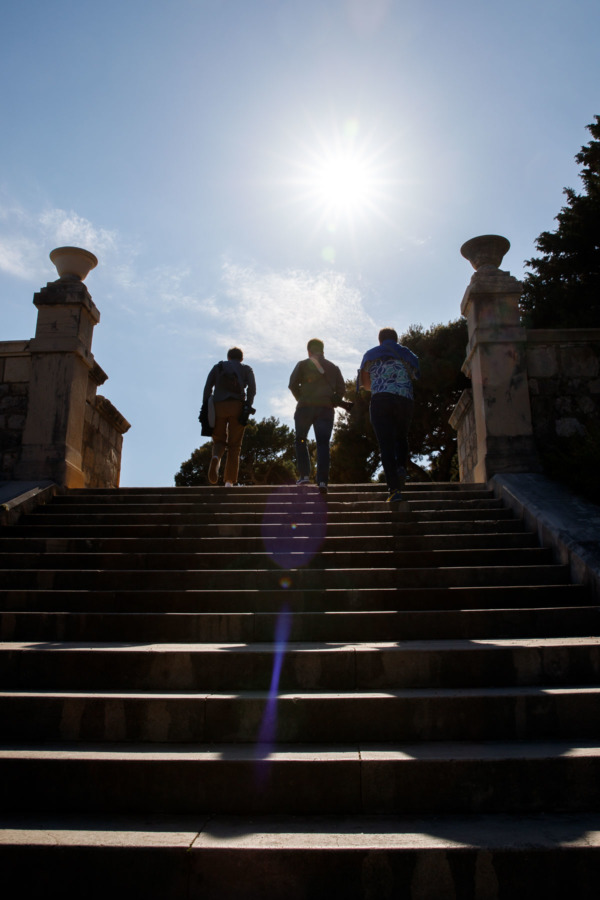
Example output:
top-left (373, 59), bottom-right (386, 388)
top-left (449, 389), bottom-right (477, 482)
top-left (83, 395), bottom-right (129, 488)
top-left (0, 342), bottom-right (31, 480)
top-left (526, 329), bottom-right (600, 447)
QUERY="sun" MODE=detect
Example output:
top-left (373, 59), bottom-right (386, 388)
top-left (310, 151), bottom-right (376, 216)
top-left (286, 117), bottom-right (394, 230)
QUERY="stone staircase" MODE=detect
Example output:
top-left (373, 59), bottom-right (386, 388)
top-left (1, 482), bottom-right (599, 898)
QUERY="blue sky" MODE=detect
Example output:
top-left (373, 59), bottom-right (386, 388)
top-left (1, 0), bottom-right (598, 486)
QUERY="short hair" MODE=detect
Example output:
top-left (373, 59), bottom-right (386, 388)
top-left (307, 338), bottom-right (324, 355)
top-left (227, 347), bottom-right (243, 361)
top-left (378, 327), bottom-right (398, 344)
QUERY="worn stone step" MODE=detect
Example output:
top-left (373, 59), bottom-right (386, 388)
top-left (0, 547), bottom-right (555, 572)
top-left (2, 638), bottom-right (599, 691)
top-left (0, 531), bottom-right (540, 555)
top-left (1, 686), bottom-right (599, 743)
top-left (5, 516), bottom-right (525, 539)
top-left (0, 740), bottom-right (599, 816)
top-left (2, 605), bottom-right (597, 643)
top-left (0, 563), bottom-right (572, 591)
top-left (54, 485), bottom-right (494, 503)
top-left (0, 583), bottom-right (587, 613)
top-left (21, 506), bottom-right (518, 527)
top-left (2, 811), bottom-right (599, 900)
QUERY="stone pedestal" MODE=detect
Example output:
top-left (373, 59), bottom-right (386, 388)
top-left (459, 236), bottom-right (541, 482)
top-left (14, 278), bottom-right (100, 487)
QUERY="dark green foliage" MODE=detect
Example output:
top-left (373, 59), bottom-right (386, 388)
top-left (175, 416), bottom-right (296, 485)
top-left (520, 115), bottom-right (600, 328)
top-left (329, 381), bottom-right (380, 483)
top-left (400, 319), bottom-right (470, 481)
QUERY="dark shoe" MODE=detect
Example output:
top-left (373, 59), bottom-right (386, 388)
top-left (386, 489), bottom-right (403, 503)
top-left (318, 483), bottom-right (328, 494)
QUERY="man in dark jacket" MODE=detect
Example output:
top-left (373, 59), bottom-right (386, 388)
top-left (358, 327), bottom-right (420, 502)
top-left (288, 338), bottom-right (345, 493)
top-left (203, 347), bottom-right (256, 486)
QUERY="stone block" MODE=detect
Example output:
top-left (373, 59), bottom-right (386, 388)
top-left (578, 396), bottom-right (597, 416)
top-left (555, 418), bottom-right (586, 438)
top-left (527, 344), bottom-right (558, 378)
top-left (560, 345), bottom-right (600, 378)
top-left (4, 357), bottom-right (31, 383)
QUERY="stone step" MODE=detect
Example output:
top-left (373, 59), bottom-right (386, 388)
top-left (54, 485), bottom-right (494, 503)
top-left (3, 605), bottom-right (597, 643)
top-left (0, 583), bottom-right (587, 612)
top-left (0, 547), bottom-right (555, 572)
top-left (6, 516), bottom-right (524, 537)
top-left (19, 507), bottom-right (518, 526)
top-left (0, 531), bottom-right (540, 554)
top-left (3, 638), bottom-right (599, 691)
top-left (0, 563), bottom-right (571, 590)
top-left (67, 482), bottom-right (489, 494)
top-left (32, 497), bottom-right (504, 515)
top-left (1, 686), bottom-right (599, 742)
top-left (1, 741), bottom-right (599, 816)
top-left (1, 811), bottom-right (598, 900)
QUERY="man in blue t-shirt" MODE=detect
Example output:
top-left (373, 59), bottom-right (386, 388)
top-left (358, 327), bottom-right (420, 502)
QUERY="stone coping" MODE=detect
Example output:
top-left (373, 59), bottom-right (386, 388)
top-left (492, 473), bottom-right (600, 600)
top-left (0, 480), bottom-right (58, 526)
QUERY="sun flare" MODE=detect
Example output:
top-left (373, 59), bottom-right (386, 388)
top-left (286, 118), bottom-right (395, 233)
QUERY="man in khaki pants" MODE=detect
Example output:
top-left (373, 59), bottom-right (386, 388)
top-left (202, 347), bottom-right (256, 486)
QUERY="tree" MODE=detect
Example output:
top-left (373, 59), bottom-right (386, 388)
top-left (330, 319), bottom-right (470, 482)
top-left (520, 115), bottom-right (600, 328)
top-left (174, 416), bottom-right (297, 486)
top-left (329, 381), bottom-right (380, 483)
top-left (400, 319), bottom-right (470, 481)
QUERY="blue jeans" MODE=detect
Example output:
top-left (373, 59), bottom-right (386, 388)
top-left (294, 405), bottom-right (335, 484)
top-left (369, 392), bottom-right (413, 492)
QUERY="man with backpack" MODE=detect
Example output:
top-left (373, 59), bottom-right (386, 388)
top-left (288, 338), bottom-right (346, 494)
top-left (202, 347), bottom-right (256, 486)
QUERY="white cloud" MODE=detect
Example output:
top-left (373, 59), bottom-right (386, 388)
top-left (0, 200), bottom-right (121, 282)
top-left (206, 259), bottom-right (376, 370)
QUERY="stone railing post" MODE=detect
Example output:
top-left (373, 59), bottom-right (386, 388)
top-left (459, 235), bottom-right (540, 482)
top-left (14, 247), bottom-right (101, 487)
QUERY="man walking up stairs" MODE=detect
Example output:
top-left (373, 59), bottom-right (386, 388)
top-left (1, 481), bottom-right (599, 898)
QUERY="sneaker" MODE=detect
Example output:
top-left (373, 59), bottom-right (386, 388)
top-left (386, 489), bottom-right (403, 503)
top-left (208, 455), bottom-right (220, 485)
top-left (224, 482), bottom-right (233, 487)
top-left (318, 483), bottom-right (328, 494)
top-left (296, 476), bottom-right (310, 485)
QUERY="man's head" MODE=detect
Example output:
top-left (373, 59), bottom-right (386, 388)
top-left (307, 338), bottom-right (324, 356)
top-left (378, 327), bottom-right (398, 344)
top-left (227, 347), bottom-right (244, 361)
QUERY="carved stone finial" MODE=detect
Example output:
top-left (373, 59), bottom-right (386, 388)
top-left (49, 246), bottom-right (98, 282)
top-left (460, 235), bottom-right (510, 271)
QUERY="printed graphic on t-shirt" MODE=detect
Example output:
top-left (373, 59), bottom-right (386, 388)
top-left (367, 358), bottom-right (414, 398)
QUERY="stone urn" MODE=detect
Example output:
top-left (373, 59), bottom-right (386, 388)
top-left (460, 235), bottom-right (510, 270)
top-left (50, 246), bottom-right (98, 281)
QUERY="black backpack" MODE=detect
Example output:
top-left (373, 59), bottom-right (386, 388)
top-left (216, 361), bottom-right (244, 397)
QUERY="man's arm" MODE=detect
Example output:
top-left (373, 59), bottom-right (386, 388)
top-left (202, 365), bottom-right (217, 403)
top-left (288, 362), bottom-right (303, 401)
top-left (244, 366), bottom-right (257, 405)
top-left (358, 365), bottom-right (371, 391)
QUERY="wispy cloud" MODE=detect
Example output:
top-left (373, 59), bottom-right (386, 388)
top-left (201, 259), bottom-right (376, 369)
top-left (0, 199), bottom-right (121, 283)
